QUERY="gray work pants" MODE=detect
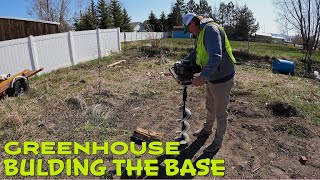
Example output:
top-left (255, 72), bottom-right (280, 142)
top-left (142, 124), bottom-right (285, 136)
top-left (203, 78), bottom-right (234, 145)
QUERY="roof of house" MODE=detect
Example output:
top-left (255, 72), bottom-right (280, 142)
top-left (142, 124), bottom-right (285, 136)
top-left (0, 16), bottom-right (60, 25)
top-left (129, 22), bottom-right (142, 28)
top-left (254, 32), bottom-right (272, 37)
top-left (272, 36), bottom-right (285, 40)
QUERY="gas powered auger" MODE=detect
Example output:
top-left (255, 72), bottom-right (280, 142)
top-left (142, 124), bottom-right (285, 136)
top-left (169, 58), bottom-right (201, 145)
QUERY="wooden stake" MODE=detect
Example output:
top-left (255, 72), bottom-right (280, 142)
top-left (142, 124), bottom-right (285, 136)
top-left (107, 60), bottom-right (127, 68)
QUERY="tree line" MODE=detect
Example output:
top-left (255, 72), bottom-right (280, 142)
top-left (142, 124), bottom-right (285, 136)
top-left (74, 0), bottom-right (132, 32)
top-left (147, 0), bottom-right (259, 41)
top-left (26, 0), bottom-right (259, 40)
top-left (26, 0), bottom-right (132, 32)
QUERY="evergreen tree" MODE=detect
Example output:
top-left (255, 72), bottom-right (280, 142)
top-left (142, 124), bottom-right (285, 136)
top-left (176, 0), bottom-right (186, 14)
top-left (166, 12), bottom-right (174, 31)
top-left (89, 0), bottom-right (98, 26)
top-left (74, 15), bottom-right (84, 30)
top-left (186, 0), bottom-right (197, 13)
top-left (159, 11), bottom-right (168, 32)
top-left (74, 0), bottom-right (134, 32)
top-left (110, 0), bottom-right (124, 28)
top-left (74, 12), bottom-right (94, 30)
top-left (87, 0), bottom-right (99, 29)
top-left (97, 0), bottom-right (112, 29)
top-left (171, 1), bottom-right (183, 26)
top-left (196, 0), bottom-right (212, 17)
top-left (233, 5), bottom-right (259, 40)
top-left (217, 2), bottom-right (237, 38)
top-left (218, 2), bottom-right (227, 25)
top-left (225, 2), bottom-right (236, 26)
top-left (74, 0), bottom-right (98, 30)
top-left (218, 2), bottom-right (235, 27)
top-left (147, 11), bottom-right (160, 32)
top-left (122, 8), bottom-right (132, 31)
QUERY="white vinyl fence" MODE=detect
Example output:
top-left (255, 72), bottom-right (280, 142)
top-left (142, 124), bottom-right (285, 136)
top-left (120, 32), bottom-right (168, 42)
top-left (0, 28), bottom-right (167, 75)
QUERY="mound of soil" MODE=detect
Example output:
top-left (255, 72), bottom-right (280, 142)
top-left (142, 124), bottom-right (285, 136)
top-left (266, 101), bottom-right (298, 117)
top-left (66, 97), bottom-right (83, 110)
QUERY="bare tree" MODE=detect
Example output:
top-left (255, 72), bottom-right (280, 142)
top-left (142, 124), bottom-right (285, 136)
top-left (76, 0), bottom-right (84, 17)
top-left (274, 0), bottom-right (320, 74)
top-left (26, 0), bottom-right (72, 32)
top-left (58, 0), bottom-right (71, 31)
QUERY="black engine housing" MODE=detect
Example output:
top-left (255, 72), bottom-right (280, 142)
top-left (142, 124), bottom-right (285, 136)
top-left (172, 59), bottom-right (201, 85)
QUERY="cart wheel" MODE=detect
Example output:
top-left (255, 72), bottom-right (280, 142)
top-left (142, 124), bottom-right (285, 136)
top-left (13, 80), bottom-right (30, 96)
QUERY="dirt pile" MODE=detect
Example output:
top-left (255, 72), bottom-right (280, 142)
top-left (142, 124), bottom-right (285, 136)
top-left (267, 101), bottom-right (298, 117)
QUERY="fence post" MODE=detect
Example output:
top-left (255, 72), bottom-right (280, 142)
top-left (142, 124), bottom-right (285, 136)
top-left (97, 28), bottom-right (102, 58)
top-left (28, 35), bottom-right (39, 71)
top-left (117, 27), bottom-right (121, 52)
top-left (124, 32), bottom-right (127, 49)
top-left (68, 31), bottom-right (76, 65)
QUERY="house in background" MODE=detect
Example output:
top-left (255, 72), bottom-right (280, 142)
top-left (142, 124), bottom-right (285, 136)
top-left (129, 22), bottom-right (145, 32)
top-left (271, 35), bottom-right (286, 44)
top-left (271, 33), bottom-right (293, 44)
top-left (252, 32), bottom-right (273, 43)
top-left (253, 32), bottom-right (292, 44)
top-left (172, 26), bottom-right (192, 38)
top-left (0, 16), bottom-right (60, 41)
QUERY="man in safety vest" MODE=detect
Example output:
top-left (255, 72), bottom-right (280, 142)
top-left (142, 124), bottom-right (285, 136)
top-left (182, 13), bottom-right (235, 153)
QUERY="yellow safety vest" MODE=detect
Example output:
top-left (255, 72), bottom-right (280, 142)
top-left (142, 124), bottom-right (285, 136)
top-left (197, 22), bottom-right (236, 68)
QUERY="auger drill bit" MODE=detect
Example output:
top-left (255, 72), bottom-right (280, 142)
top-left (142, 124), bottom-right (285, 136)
top-left (175, 108), bottom-right (191, 133)
top-left (175, 132), bottom-right (190, 145)
top-left (175, 86), bottom-right (192, 144)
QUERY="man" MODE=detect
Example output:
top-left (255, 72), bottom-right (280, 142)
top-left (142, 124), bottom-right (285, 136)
top-left (182, 13), bottom-right (236, 153)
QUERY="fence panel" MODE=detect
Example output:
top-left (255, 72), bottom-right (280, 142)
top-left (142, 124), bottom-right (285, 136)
top-left (120, 32), bottom-right (168, 42)
top-left (0, 38), bottom-right (32, 75)
top-left (35, 33), bottom-right (71, 73)
top-left (1, 29), bottom-right (166, 75)
top-left (73, 30), bottom-right (99, 63)
top-left (100, 29), bottom-right (119, 56)
top-left (120, 32), bottom-right (124, 42)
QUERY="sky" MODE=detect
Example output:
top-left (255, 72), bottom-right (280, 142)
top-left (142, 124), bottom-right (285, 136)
top-left (0, 0), bottom-right (295, 35)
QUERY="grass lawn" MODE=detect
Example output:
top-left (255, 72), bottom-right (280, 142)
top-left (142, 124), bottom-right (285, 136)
top-left (230, 40), bottom-right (320, 61)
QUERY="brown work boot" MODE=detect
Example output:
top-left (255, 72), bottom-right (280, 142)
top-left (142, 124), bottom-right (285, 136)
top-left (193, 128), bottom-right (212, 137)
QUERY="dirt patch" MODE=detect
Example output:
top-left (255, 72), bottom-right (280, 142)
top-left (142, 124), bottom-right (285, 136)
top-left (273, 120), bottom-right (314, 138)
top-left (233, 49), bottom-right (272, 69)
top-left (229, 105), bottom-right (265, 118)
top-left (266, 101), bottom-right (298, 117)
top-left (66, 97), bottom-right (83, 110)
top-left (242, 123), bottom-right (266, 132)
top-left (234, 108), bottom-right (263, 118)
top-left (231, 89), bottom-right (252, 96)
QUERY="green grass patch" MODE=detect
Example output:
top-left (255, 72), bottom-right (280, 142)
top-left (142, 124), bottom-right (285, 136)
top-left (235, 65), bottom-right (320, 124)
top-left (231, 40), bottom-right (320, 62)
